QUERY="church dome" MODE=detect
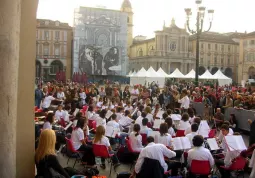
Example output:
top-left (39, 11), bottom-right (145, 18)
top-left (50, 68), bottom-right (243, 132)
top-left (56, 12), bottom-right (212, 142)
top-left (121, 0), bottom-right (132, 9)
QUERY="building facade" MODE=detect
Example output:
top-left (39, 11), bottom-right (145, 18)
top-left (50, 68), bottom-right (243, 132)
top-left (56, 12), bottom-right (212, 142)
top-left (36, 19), bottom-right (72, 81)
top-left (72, 1), bottom-right (131, 76)
top-left (129, 19), bottom-right (195, 74)
top-left (189, 32), bottom-right (241, 82)
top-left (238, 32), bottom-right (255, 83)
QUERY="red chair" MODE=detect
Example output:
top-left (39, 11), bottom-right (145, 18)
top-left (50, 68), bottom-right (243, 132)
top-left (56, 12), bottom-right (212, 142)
top-left (34, 106), bottom-right (38, 111)
top-left (176, 130), bottom-right (185, 137)
top-left (65, 137), bottom-right (83, 168)
top-left (88, 120), bottom-right (94, 129)
top-left (125, 138), bottom-right (140, 170)
top-left (147, 122), bottom-right (152, 128)
top-left (220, 156), bottom-right (247, 178)
top-left (92, 144), bottom-right (114, 176)
top-left (190, 160), bottom-right (211, 176)
top-left (92, 121), bottom-right (97, 131)
top-left (140, 133), bottom-right (147, 145)
top-left (208, 129), bottom-right (216, 138)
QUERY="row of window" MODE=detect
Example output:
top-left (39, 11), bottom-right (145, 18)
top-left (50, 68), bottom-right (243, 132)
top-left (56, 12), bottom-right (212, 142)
top-left (243, 40), bottom-right (255, 46)
top-left (36, 30), bottom-right (67, 41)
top-left (200, 43), bottom-right (232, 51)
top-left (200, 57), bottom-right (231, 65)
top-left (245, 53), bottom-right (255, 61)
top-left (36, 44), bottom-right (66, 56)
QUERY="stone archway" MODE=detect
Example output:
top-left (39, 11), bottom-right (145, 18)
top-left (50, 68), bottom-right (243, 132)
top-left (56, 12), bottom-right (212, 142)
top-left (211, 67), bottom-right (218, 75)
top-left (248, 66), bottom-right (255, 79)
top-left (198, 66), bottom-right (206, 75)
top-left (225, 67), bottom-right (233, 78)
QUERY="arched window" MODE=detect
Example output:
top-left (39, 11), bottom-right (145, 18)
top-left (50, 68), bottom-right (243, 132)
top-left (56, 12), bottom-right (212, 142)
top-left (50, 60), bottom-right (63, 74)
top-left (137, 48), bottom-right (143, 57)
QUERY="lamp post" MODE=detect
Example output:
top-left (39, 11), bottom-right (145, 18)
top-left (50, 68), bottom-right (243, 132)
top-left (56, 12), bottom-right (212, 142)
top-left (185, 0), bottom-right (214, 86)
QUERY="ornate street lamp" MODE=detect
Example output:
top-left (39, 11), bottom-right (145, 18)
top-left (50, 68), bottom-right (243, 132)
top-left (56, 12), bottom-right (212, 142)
top-left (185, 0), bottom-right (214, 86)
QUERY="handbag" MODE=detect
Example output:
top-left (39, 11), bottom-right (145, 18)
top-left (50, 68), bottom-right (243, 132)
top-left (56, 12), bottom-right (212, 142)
top-left (44, 157), bottom-right (66, 178)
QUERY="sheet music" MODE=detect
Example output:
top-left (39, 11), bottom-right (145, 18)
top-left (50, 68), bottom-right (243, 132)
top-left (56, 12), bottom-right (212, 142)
top-left (156, 110), bottom-right (165, 119)
top-left (147, 131), bottom-right (160, 139)
top-left (170, 114), bottom-right (181, 121)
top-left (225, 135), bottom-right (247, 151)
top-left (105, 110), bottom-right (113, 119)
top-left (64, 121), bottom-right (73, 130)
top-left (131, 107), bottom-right (138, 116)
top-left (172, 138), bottom-right (183, 150)
top-left (105, 126), bottom-right (119, 138)
top-left (181, 137), bottom-right (191, 150)
top-left (207, 138), bottom-right (220, 150)
top-left (153, 119), bottom-right (163, 129)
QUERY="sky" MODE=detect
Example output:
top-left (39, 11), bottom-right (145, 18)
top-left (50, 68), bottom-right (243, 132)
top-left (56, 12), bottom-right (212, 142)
top-left (37, 0), bottom-right (255, 38)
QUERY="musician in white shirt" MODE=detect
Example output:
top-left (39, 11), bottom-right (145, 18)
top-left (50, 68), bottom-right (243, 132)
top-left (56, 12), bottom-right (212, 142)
top-left (178, 89), bottom-right (190, 110)
top-left (185, 117), bottom-right (200, 135)
top-left (135, 112), bottom-right (147, 128)
top-left (124, 101), bottom-right (133, 112)
top-left (55, 105), bottom-right (65, 121)
top-left (179, 113), bottom-right (191, 130)
top-left (79, 88), bottom-right (86, 105)
top-left (96, 109), bottom-right (107, 129)
top-left (41, 93), bottom-right (55, 110)
top-left (188, 135), bottom-right (214, 170)
top-left (145, 106), bottom-right (154, 123)
top-left (56, 87), bottom-right (65, 100)
top-left (119, 110), bottom-right (133, 128)
top-left (131, 136), bottom-right (177, 178)
top-left (140, 118), bottom-right (152, 135)
top-left (217, 121), bottom-right (234, 142)
top-left (219, 124), bottom-right (233, 151)
top-left (155, 123), bottom-right (172, 147)
top-left (43, 113), bottom-right (54, 130)
top-left (185, 124), bottom-right (199, 147)
top-left (129, 124), bottom-right (144, 152)
top-left (85, 105), bottom-right (94, 120)
top-left (96, 98), bottom-right (103, 108)
top-left (165, 117), bottom-right (176, 137)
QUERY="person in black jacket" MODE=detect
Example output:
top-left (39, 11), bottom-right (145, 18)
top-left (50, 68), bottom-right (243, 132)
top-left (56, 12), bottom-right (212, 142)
top-left (248, 118), bottom-right (255, 146)
top-left (35, 129), bottom-right (70, 178)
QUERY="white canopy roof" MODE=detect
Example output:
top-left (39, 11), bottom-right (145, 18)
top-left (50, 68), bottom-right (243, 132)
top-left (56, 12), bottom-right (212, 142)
top-left (213, 70), bottom-right (231, 80)
top-left (135, 67), bottom-right (147, 77)
top-left (184, 69), bottom-right (196, 79)
top-left (147, 66), bottom-right (163, 77)
top-left (129, 71), bottom-right (137, 77)
top-left (157, 68), bottom-right (169, 77)
top-left (199, 70), bottom-right (214, 79)
top-left (168, 68), bottom-right (185, 78)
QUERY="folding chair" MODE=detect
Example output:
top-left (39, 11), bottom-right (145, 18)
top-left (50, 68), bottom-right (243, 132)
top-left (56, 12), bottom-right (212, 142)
top-left (140, 133), bottom-right (147, 146)
top-left (65, 137), bottom-right (83, 168)
top-left (176, 130), bottom-right (185, 137)
top-left (208, 129), bottom-right (216, 138)
top-left (92, 144), bottom-right (115, 176)
top-left (190, 160), bottom-right (211, 177)
top-left (125, 138), bottom-right (140, 170)
top-left (220, 156), bottom-right (247, 178)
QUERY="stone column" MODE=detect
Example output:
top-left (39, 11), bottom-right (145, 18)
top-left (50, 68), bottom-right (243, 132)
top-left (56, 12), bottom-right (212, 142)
top-left (0, 0), bottom-right (38, 177)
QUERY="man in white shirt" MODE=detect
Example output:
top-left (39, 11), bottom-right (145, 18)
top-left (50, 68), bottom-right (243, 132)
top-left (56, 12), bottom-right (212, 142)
top-left (54, 105), bottom-right (65, 121)
top-left (135, 112), bottom-right (147, 128)
top-left (188, 135), bottom-right (214, 171)
top-left (185, 124), bottom-right (198, 147)
top-left (41, 93), bottom-right (55, 110)
top-left (131, 136), bottom-right (177, 178)
top-left (178, 89), bottom-right (190, 110)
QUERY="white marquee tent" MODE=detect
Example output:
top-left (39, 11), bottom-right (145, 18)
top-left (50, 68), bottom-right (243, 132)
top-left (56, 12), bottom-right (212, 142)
top-left (213, 70), bottom-right (232, 86)
top-left (157, 68), bottom-right (169, 77)
top-left (199, 69), bottom-right (214, 79)
top-left (130, 67), bottom-right (166, 87)
top-left (168, 68), bottom-right (185, 78)
top-left (184, 69), bottom-right (196, 79)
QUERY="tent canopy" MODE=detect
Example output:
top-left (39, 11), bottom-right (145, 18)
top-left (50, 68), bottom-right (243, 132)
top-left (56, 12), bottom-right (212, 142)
top-left (157, 68), bottom-right (169, 77)
top-left (168, 68), bottom-right (185, 78)
top-left (184, 69), bottom-right (196, 79)
top-left (213, 70), bottom-right (231, 80)
top-left (199, 70), bottom-right (214, 79)
top-left (136, 67), bottom-right (147, 77)
top-left (147, 66), bottom-right (163, 77)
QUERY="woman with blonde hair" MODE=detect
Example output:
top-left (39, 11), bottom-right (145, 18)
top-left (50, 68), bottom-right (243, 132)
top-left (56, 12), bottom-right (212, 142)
top-left (145, 106), bottom-right (153, 123)
top-left (35, 129), bottom-right (70, 178)
top-left (93, 125), bottom-right (120, 169)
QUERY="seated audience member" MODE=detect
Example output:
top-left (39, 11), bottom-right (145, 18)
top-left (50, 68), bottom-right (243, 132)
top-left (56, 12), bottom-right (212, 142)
top-left (155, 123), bottom-right (172, 147)
top-left (187, 135), bottom-right (214, 178)
top-left (179, 113), bottom-right (191, 130)
top-left (129, 124), bottom-right (144, 152)
top-left (185, 124), bottom-right (199, 147)
top-left (41, 92), bottom-right (56, 111)
top-left (35, 129), bottom-right (70, 178)
top-left (43, 113), bottom-right (54, 130)
top-left (213, 108), bottom-right (225, 128)
top-left (165, 117), bottom-right (176, 137)
top-left (93, 125), bottom-right (120, 169)
top-left (119, 110), bottom-right (133, 128)
top-left (217, 122), bottom-right (234, 143)
top-left (140, 118), bottom-right (152, 135)
top-left (135, 112), bottom-right (147, 128)
top-left (131, 136), bottom-right (179, 177)
top-left (96, 109), bottom-right (107, 129)
top-left (71, 118), bottom-right (95, 165)
top-left (55, 104), bottom-right (65, 121)
top-left (215, 132), bottom-right (241, 178)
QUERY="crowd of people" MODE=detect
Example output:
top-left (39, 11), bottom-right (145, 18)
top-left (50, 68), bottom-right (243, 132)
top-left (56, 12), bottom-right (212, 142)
top-left (34, 81), bottom-right (255, 178)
